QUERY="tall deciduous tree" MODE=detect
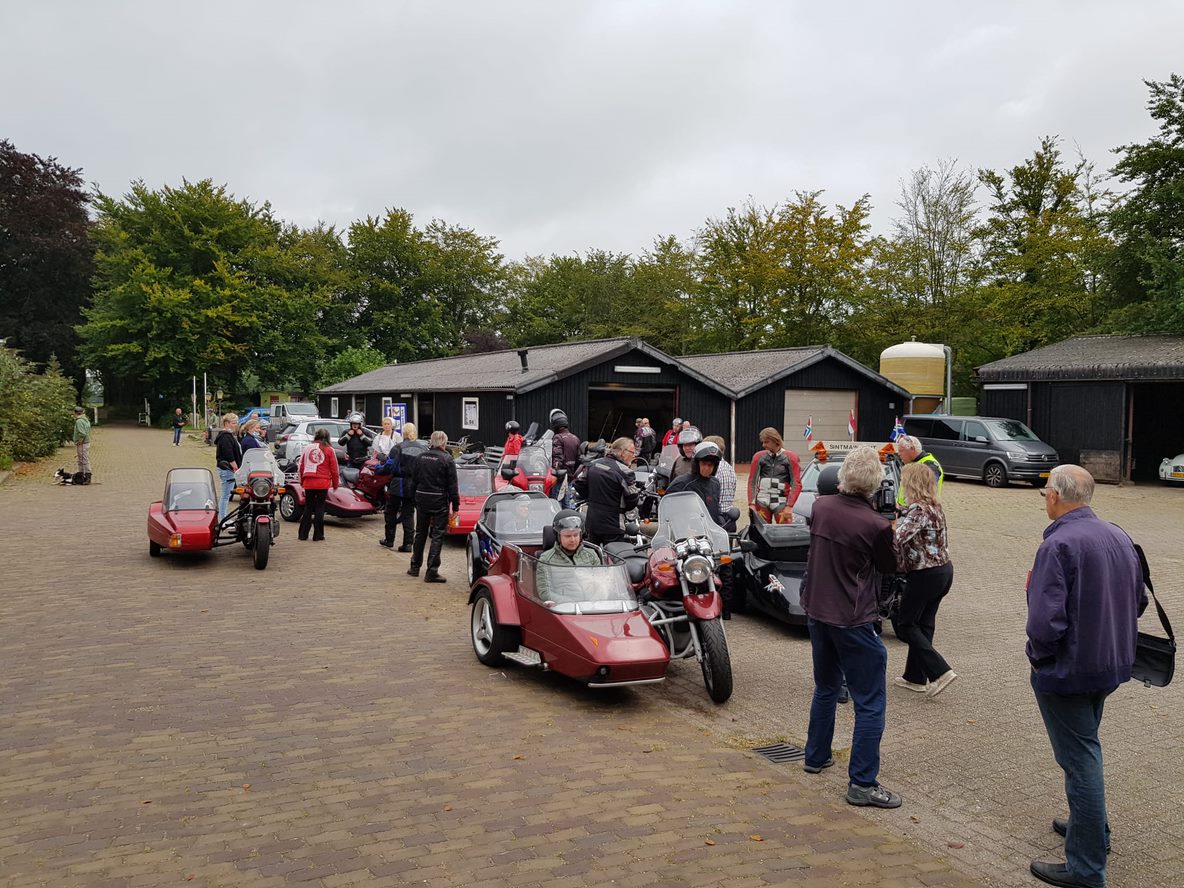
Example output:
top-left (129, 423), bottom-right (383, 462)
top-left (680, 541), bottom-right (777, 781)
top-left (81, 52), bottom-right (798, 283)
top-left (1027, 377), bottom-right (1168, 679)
top-left (1105, 73), bottom-right (1184, 332)
top-left (0, 140), bottom-right (92, 392)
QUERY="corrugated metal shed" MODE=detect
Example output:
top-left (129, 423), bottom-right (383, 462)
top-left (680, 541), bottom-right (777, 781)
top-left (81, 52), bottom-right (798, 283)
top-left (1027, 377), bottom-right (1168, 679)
top-left (976, 335), bottom-right (1184, 382)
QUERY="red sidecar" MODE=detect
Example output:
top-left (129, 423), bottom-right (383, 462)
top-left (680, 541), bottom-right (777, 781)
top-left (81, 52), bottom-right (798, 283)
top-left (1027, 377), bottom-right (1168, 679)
top-left (146, 468), bottom-right (221, 555)
top-left (278, 460), bottom-right (386, 523)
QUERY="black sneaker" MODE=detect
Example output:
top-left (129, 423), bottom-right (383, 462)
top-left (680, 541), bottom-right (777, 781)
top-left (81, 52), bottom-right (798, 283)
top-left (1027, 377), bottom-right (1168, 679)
top-left (803, 757), bottom-right (834, 774)
top-left (424, 573), bottom-right (447, 584)
top-left (846, 783), bottom-right (902, 808)
top-left (378, 539), bottom-right (394, 549)
top-left (397, 544), bottom-right (413, 552)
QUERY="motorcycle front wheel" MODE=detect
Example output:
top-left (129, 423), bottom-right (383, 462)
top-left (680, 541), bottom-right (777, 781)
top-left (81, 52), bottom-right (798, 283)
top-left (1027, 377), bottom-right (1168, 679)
top-left (697, 618), bottom-right (733, 704)
top-left (252, 517), bottom-right (271, 570)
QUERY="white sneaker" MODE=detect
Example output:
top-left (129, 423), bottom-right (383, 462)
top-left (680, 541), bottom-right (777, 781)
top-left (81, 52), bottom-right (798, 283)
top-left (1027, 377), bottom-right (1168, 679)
top-left (893, 677), bottom-right (928, 692)
top-left (927, 670), bottom-right (958, 698)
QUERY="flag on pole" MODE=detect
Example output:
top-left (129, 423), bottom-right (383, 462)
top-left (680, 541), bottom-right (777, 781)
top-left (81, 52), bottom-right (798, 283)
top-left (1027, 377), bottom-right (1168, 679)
top-left (848, 409), bottom-right (856, 440)
top-left (802, 415), bottom-right (813, 442)
top-left (890, 416), bottom-right (905, 441)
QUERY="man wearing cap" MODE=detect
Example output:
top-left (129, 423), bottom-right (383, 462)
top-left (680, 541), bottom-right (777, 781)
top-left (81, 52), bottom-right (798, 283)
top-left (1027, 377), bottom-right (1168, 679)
top-left (72, 406), bottom-right (92, 484)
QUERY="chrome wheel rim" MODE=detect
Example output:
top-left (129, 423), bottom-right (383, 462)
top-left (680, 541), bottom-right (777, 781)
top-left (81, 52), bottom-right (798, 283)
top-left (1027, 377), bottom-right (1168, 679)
top-left (472, 598), bottom-right (493, 656)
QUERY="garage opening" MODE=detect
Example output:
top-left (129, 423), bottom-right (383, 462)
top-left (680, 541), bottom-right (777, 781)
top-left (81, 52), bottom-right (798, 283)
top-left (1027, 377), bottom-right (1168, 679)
top-left (1130, 382), bottom-right (1184, 482)
top-left (587, 386), bottom-right (676, 446)
top-left (783, 389), bottom-right (857, 458)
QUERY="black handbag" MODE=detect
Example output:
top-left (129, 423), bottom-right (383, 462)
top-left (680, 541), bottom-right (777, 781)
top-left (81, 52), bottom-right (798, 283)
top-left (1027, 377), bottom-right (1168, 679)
top-left (1130, 542), bottom-right (1175, 688)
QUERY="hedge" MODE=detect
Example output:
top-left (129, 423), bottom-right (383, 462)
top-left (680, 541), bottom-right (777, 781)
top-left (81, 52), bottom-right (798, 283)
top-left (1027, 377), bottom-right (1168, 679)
top-left (0, 348), bottom-right (78, 463)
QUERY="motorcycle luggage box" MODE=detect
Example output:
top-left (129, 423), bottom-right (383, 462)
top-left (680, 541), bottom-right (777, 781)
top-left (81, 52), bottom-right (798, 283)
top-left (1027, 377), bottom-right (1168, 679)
top-left (746, 515), bottom-right (809, 562)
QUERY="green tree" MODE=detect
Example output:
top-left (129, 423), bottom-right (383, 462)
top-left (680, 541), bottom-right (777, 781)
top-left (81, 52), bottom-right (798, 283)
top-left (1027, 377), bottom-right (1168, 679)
top-left (0, 140), bottom-right (93, 391)
top-left (317, 345), bottom-right (388, 388)
top-left (1105, 73), bottom-right (1184, 332)
top-left (0, 347), bottom-right (76, 463)
top-left (976, 137), bottom-right (1112, 354)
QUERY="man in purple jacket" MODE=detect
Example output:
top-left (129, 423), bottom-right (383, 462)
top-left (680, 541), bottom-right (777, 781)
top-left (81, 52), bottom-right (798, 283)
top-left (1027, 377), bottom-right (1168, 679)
top-left (800, 446), bottom-right (900, 808)
top-left (1026, 464), bottom-right (1146, 888)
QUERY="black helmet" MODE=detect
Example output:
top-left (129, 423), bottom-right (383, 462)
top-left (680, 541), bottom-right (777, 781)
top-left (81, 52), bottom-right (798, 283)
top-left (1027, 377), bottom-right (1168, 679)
top-left (817, 464), bottom-right (841, 496)
top-left (549, 409), bottom-right (569, 432)
top-left (677, 426), bottom-right (702, 447)
top-left (552, 509), bottom-right (585, 537)
top-left (505, 420), bottom-right (520, 434)
top-left (692, 441), bottom-right (721, 475)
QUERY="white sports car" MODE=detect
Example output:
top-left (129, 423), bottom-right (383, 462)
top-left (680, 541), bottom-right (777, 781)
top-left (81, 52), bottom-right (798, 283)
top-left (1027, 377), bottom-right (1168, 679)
top-left (1159, 453), bottom-right (1184, 484)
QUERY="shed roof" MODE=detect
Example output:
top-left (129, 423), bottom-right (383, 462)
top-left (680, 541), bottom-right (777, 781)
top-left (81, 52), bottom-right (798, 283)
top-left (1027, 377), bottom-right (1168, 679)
top-left (679, 346), bottom-right (910, 399)
top-left (975, 335), bottom-right (1184, 382)
top-left (318, 337), bottom-right (731, 397)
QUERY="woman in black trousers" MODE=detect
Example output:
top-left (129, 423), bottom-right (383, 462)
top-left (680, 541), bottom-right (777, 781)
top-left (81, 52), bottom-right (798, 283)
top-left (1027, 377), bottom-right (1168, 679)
top-left (892, 462), bottom-right (957, 697)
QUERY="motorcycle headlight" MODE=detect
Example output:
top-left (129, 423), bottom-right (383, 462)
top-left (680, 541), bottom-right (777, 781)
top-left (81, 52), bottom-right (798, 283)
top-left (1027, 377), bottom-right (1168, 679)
top-left (250, 477), bottom-right (273, 499)
top-left (683, 554), bottom-right (712, 585)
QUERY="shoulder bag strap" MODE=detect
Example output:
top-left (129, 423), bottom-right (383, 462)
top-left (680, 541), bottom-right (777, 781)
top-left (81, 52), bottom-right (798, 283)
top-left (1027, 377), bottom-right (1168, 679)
top-left (1112, 523), bottom-right (1174, 642)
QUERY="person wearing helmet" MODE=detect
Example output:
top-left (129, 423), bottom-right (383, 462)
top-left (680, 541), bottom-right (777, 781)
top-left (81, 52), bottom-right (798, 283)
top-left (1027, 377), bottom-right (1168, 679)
top-left (575, 437), bottom-right (640, 545)
top-left (505, 492), bottom-right (537, 533)
top-left (549, 409), bottom-right (581, 507)
top-left (670, 426), bottom-right (703, 479)
top-left (666, 440), bottom-right (724, 525)
top-left (338, 413), bottom-right (374, 469)
top-left (539, 511), bottom-right (600, 568)
top-left (503, 420), bottom-right (524, 457)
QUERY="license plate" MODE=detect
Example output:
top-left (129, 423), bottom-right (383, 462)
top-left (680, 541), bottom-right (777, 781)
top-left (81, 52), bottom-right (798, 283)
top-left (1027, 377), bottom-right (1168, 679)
top-left (1039, 472), bottom-right (1050, 478)
top-left (1172, 472), bottom-right (1184, 479)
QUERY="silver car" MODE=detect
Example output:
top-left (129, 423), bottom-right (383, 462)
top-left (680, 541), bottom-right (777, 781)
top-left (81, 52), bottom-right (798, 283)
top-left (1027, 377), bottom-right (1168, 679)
top-left (273, 419), bottom-right (353, 463)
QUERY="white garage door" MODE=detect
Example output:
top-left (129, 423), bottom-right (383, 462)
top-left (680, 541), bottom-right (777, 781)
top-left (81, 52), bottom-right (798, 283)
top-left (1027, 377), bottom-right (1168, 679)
top-left (783, 389), bottom-right (857, 457)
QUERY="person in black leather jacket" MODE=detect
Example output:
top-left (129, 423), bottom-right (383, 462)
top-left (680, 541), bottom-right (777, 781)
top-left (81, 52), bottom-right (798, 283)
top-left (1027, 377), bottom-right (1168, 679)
top-left (338, 413), bottom-right (373, 468)
top-left (407, 430), bottom-right (459, 583)
top-left (549, 409), bottom-right (581, 506)
top-left (575, 437), bottom-right (639, 545)
top-left (666, 440), bottom-right (724, 524)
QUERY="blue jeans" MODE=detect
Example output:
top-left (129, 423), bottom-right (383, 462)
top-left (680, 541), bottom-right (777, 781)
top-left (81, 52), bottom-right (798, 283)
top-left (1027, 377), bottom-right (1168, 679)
top-left (805, 619), bottom-right (887, 787)
top-left (1032, 674), bottom-right (1112, 887)
top-left (218, 468), bottom-right (236, 521)
top-left (173, 426), bottom-right (182, 444)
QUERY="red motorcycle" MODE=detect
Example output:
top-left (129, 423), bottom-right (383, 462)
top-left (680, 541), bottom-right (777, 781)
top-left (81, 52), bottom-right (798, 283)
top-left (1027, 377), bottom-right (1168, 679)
top-left (604, 490), bottom-right (736, 703)
top-left (278, 457), bottom-right (387, 523)
top-left (493, 432), bottom-right (564, 497)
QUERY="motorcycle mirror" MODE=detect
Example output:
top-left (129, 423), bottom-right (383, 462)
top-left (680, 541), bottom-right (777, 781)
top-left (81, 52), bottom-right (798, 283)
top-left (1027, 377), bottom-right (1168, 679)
top-left (500, 465), bottom-right (516, 480)
top-left (624, 521), bottom-right (640, 535)
top-left (554, 468), bottom-right (567, 479)
top-left (739, 539), bottom-right (757, 553)
top-left (724, 506), bottom-right (740, 521)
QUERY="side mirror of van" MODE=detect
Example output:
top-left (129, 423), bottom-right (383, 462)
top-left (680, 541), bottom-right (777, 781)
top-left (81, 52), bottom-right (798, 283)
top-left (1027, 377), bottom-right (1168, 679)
top-left (974, 435), bottom-right (989, 444)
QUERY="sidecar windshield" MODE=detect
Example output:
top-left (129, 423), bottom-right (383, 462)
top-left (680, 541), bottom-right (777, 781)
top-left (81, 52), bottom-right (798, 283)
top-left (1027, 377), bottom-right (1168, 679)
top-left (487, 496), bottom-right (561, 542)
top-left (163, 468), bottom-right (217, 512)
top-left (519, 554), bottom-right (639, 614)
top-left (654, 491), bottom-right (730, 552)
top-left (458, 466), bottom-right (493, 496)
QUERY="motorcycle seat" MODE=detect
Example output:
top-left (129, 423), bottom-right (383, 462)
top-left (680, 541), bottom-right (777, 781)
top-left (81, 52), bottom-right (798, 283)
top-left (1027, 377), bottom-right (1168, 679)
top-left (340, 466), bottom-right (360, 484)
top-left (602, 541), bottom-right (648, 584)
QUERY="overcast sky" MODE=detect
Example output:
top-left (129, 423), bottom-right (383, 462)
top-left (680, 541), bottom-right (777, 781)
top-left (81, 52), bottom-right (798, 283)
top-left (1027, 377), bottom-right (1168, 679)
top-left (3, 1), bottom-right (1180, 260)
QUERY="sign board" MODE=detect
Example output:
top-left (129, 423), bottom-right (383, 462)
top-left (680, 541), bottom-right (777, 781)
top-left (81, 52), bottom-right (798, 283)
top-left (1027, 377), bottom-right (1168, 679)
top-left (384, 401), bottom-right (408, 437)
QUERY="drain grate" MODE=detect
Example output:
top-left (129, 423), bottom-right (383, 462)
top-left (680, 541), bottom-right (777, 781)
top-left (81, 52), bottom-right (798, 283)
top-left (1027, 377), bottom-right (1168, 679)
top-left (752, 743), bottom-right (806, 764)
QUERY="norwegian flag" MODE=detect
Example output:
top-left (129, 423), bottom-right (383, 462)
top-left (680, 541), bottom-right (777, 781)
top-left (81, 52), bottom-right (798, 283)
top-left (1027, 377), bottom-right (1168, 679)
top-left (802, 415), bottom-right (813, 441)
top-left (890, 416), bottom-right (905, 441)
top-left (848, 409), bottom-right (856, 440)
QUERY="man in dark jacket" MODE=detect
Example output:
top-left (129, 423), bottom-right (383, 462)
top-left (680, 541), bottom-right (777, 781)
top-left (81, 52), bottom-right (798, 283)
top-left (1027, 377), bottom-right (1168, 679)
top-left (338, 413), bottom-right (373, 468)
top-left (576, 437), bottom-right (639, 545)
top-left (376, 421), bottom-right (424, 552)
top-left (665, 440), bottom-right (724, 525)
top-left (1026, 465), bottom-right (1145, 888)
top-left (800, 446), bottom-right (900, 809)
top-left (407, 430), bottom-right (459, 583)
top-left (214, 413), bottom-right (243, 521)
top-left (549, 409), bottom-right (581, 507)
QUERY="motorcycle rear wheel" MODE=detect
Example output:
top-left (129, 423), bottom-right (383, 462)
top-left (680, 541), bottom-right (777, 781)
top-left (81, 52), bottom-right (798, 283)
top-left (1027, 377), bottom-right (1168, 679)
top-left (697, 618), bottom-right (733, 704)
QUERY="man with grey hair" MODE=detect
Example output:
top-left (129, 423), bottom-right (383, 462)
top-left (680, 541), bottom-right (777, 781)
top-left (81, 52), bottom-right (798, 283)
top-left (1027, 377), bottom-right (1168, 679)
top-left (894, 434), bottom-right (943, 506)
top-left (1026, 464), bottom-right (1145, 888)
top-left (575, 436), bottom-right (639, 545)
top-left (407, 429), bottom-right (459, 583)
top-left (800, 446), bottom-right (900, 808)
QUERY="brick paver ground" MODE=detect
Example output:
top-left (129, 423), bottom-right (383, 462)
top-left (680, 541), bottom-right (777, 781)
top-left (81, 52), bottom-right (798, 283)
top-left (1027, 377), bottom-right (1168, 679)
top-left (1, 425), bottom-right (983, 887)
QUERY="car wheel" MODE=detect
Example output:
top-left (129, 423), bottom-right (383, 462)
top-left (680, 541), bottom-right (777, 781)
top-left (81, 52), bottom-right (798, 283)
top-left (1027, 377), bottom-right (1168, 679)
top-left (149, 540), bottom-right (161, 557)
top-left (471, 590), bottom-right (517, 667)
top-left (279, 491), bottom-right (302, 522)
top-left (983, 462), bottom-right (1009, 488)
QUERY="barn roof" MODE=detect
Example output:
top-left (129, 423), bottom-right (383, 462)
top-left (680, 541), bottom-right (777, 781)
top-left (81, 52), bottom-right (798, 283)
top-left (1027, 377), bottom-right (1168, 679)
top-left (679, 346), bottom-right (910, 399)
top-left (976, 335), bottom-right (1184, 382)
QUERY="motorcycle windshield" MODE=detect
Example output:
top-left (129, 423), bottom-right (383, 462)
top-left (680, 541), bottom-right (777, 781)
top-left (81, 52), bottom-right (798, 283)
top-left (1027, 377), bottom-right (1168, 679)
top-left (458, 467), bottom-right (493, 496)
top-left (520, 554), bottom-right (639, 614)
top-left (236, 448), bottom-right (285, 485)
top-left (513, 444), bottom-right (550, 477)
top-left (654, 491), bottom-right (730, 552)
top-left (163, 468), bottom-right (217, 512)
top-left (656, 443), bottom-right (679, 472)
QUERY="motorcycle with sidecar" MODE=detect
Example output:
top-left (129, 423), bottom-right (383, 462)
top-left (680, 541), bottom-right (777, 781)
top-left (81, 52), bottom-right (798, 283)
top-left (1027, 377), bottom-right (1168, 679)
top-left (277, 456), bottom-right (386, 523)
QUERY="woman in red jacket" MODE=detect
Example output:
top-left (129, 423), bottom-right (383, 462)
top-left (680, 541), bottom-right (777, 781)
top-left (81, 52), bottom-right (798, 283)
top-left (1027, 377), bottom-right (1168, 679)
top-left (298, 428), bottom-right (340, 541)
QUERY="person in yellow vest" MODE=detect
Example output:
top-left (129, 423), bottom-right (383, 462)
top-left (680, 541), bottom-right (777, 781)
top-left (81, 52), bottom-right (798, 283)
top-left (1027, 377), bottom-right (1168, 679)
top-left (894, 435), bottom-right (942, 507)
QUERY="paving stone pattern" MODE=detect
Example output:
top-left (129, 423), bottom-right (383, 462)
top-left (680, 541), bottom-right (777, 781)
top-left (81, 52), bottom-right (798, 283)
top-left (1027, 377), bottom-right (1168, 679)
top-left (1, 426), bottom-right (1177, 887)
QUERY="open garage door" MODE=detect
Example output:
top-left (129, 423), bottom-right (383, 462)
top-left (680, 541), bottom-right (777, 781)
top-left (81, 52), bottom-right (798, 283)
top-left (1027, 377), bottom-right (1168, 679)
top-left (784, 389), bottom-right (857, 457)
top-left (588, 386), bottom-right (676, 446)
top-left (1130, 382), bottom-right (1184, 482)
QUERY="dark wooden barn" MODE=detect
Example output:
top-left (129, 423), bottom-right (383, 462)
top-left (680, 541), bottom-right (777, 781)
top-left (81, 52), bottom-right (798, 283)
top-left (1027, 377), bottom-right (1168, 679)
top-left (976, 334), bottom-right (1184, 482)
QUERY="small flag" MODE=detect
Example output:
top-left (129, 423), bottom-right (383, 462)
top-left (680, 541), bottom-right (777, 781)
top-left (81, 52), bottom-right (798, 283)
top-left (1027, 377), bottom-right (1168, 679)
top-left (848, 409), bottom-right (856, 440)
top-left (890, 416), bottom-right (905, 441)
top-left (802, 415), bottom-right (813, 442)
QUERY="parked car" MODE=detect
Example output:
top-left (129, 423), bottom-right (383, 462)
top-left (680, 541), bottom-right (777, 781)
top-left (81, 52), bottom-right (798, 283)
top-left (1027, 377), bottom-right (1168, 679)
top-left (903, 415), bottom-right (1058, 488)
top-left (238, 407), bottom-right (270, 427)
top-left (1159, 453), bottom-right (1184, 485)
top-left (273, 419), bottom-right (352, 463)
top-left (265, 402), bottom-right (320, 441)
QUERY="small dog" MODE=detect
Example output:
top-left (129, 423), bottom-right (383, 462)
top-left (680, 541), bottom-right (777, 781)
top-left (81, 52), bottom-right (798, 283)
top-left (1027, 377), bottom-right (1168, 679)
top-left (54, 468), bottom-right (87, 485)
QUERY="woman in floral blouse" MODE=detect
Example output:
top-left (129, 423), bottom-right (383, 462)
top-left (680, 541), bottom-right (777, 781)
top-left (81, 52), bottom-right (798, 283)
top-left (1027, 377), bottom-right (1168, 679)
top-left (893, 462), bottom-right (957, 697)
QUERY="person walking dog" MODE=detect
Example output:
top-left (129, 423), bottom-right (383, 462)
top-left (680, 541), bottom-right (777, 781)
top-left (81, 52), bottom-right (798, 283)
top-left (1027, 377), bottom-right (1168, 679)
top-left (72, 406), bottom-right (92, 484)
top-left (1026, 464), bottom-right (1146, 888)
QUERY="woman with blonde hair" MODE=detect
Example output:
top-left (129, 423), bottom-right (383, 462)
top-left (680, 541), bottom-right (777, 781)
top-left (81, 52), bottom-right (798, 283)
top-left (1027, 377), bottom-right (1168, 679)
top-left (892, 461), bottom-right (956, 697)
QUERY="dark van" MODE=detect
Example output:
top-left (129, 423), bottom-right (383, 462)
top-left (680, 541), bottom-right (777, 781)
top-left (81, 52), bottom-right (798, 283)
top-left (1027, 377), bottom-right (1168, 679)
top-left (902, 415), bottom-right (1059, 488)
